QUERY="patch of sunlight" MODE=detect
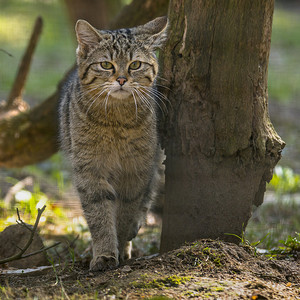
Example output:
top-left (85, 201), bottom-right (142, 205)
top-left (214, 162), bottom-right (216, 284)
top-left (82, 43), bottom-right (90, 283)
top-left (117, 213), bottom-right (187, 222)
top-left (15, 190), bottom-right (32, 202)
top-left (0, 15), bottom-right (32, 47)
top-left (36, 195), bottom-right (48, 209)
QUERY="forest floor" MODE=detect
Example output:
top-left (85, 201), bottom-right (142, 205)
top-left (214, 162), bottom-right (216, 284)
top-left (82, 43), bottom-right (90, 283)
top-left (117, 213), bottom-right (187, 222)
top-left (0, 238), bottom-right (299, 299)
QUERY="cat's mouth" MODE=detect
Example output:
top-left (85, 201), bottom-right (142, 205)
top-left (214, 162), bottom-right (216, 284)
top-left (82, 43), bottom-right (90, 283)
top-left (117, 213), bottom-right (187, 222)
top-left (110, 87), bottom-right (131, 99)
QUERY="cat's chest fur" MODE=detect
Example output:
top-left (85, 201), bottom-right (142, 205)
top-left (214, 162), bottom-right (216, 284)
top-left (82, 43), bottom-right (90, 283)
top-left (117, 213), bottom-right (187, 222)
top-left (69, 98), bottom-right (157, 178)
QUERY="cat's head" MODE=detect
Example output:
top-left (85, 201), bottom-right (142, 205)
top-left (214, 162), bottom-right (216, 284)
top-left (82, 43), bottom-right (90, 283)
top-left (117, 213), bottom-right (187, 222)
top-left (75, 17), bottom-right (168, 101)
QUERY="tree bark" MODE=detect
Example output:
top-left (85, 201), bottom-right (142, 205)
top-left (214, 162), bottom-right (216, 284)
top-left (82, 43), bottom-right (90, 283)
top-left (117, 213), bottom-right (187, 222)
top-left (109, 0), bottom-right (169, 29)
top-left (0, 0), bottom-right (168, 168)
top-left (64, 0), bottom-right (123, 29)
top-left (160, 0), bottom-right (285, 252)
top-left (0, 91), bottom-right (60, 168)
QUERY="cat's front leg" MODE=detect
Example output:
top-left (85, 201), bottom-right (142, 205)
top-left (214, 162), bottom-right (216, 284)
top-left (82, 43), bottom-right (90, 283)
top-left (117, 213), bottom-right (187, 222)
top-left (76, 178), bottom-right (119, 271)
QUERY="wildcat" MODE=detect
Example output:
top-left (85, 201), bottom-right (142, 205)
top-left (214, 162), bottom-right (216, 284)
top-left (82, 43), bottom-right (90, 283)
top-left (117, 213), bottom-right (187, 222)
top-left (59, 17), bottom-right (168, 271)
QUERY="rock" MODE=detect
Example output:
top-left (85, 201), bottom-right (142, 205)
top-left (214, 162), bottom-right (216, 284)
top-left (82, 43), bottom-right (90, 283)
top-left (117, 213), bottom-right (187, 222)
top-left (0, 224), bottom-right (49, 268)
top-left (120, 265), bottom-right (132, 273)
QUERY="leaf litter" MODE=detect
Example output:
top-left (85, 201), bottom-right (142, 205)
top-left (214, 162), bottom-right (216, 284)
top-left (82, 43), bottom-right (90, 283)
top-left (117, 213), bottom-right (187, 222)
top-left (0, 239), bottom-right (299, 299)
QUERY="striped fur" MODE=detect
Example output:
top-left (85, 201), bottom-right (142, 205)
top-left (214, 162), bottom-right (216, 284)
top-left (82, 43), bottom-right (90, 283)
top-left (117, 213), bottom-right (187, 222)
top-left (59, 17), bottom-right (167, 271)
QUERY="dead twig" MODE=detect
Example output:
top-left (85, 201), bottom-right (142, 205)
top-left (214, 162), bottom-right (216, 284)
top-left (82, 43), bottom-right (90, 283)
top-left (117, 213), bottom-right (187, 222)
top-left (0, 48), bottom-right (13, 57)
top-left (16, 207), bottom-right (36, 232)
top-left (6, 16), bottom-right (43, 110)
top-left (0, 205), bottom-right (60, 265)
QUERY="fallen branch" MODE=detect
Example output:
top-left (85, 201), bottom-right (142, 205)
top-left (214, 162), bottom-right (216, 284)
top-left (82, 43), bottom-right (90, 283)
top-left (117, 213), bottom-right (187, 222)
top-left (0, 48), bottom-right (13, 57)
top-left (6, 16), bottom-right (43, 110)
top-left (0, 205), bottom-right (60, 265)
top-left (0, 0), bottom-right (169, 168)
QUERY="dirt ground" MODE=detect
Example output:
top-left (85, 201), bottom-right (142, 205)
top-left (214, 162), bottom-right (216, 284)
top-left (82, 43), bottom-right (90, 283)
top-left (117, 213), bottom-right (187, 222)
top-left (0, 239), bottom-right (299, 299)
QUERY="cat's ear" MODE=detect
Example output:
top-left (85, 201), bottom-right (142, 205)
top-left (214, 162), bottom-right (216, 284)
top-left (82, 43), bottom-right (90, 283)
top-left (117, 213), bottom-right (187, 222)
top-left (75, 20), bottom-right (102, 56)
top-left (135, 16), bottom-right (168, 50)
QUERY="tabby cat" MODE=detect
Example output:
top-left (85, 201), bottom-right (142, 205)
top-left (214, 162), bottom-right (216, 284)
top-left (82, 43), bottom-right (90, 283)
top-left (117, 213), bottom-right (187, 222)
top-left (59, 17), bottom-right (168, 271)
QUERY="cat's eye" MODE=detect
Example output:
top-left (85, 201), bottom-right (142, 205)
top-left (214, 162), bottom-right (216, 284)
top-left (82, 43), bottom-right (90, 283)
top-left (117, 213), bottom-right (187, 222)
top-left (129, 61), bottom-right (141, 70)
top-left (100, 61), bottom-right (114, 70)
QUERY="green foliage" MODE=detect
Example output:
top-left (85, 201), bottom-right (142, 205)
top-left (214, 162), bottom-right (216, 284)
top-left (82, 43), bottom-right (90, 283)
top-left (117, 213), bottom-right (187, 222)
top-left (238, 163), bottom-right (300, 250)
top-left (267, 232), bottom-right (300, 259)
top-left (0, 181), bottom-right (50, 231)
top-left (225, 232), bottom-right (270, 255)
top-left (279, 232), bottom-right (300, 251)
top-left (268, 8), bottom-right (300, 102)
top-left (246, 195), bottom-right (300, 250)
top-left (0, 0), bottom-right (75, 100)
top-left (0, 171), bottom-right (89, 253)
top-left (268, 166), bottom-right (300, 194)
top-left (271, 8), bottom-right (300, 48)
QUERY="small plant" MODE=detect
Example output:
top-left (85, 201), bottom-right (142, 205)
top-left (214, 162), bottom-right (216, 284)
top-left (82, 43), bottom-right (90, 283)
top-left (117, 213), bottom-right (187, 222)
top-left (268, 166), bottom-right (300, 194)
top-left (267, 232), bottom-right (300, 259)
top-left (225, 232), bottom-right (270, 256)
top-left (280, 232), bottom-right (300, 251)
top-left (48, 254), bottom-right (60, 285)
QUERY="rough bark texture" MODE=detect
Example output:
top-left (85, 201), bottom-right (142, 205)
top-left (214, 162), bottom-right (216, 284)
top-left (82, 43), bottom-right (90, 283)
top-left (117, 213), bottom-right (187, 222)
top-left (64, 0), bottom-right (122, 29)
top-left (109, 0), bottom-right (169, 29)
top-left (0, 91), bottom-right (60, 168)
top-left (0, 0), bottom-right (168, 168)
top-left (160, 0), bottom-right (285, 252)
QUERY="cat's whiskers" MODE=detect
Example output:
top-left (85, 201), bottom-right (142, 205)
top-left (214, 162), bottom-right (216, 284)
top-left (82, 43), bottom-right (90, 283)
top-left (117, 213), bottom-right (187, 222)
top-left (104, 90), bottom-right (111, 117)
top-left (76, 84), bottom-right (107, 106)
top-left (86, 88), bottom-right (109, 115)
top-left (141, 85), bottom-right (170, 105)
top-left (137, 87), bottom-right (166, 114)
top-left (155, 83), bottom-right (172, 94)
top-left (131, 90), bottom-right (139, 120)
top-left (79, 83), bottom-right (108, 97)
top-left (77, 86), bottom-right (98, 101)
top-left (134, 88), bottom-right (154, 115)
top-left (133, 88), bottom-right (155, 114)
top-left (156, 75), bottom-right (170, 83)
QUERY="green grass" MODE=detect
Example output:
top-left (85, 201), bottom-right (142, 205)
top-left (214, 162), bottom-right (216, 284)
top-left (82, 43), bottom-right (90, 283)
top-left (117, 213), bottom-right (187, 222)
top-left (245, 166), bottom-right (300, 250)
top-left (268, 7), bottom-right (300, 102)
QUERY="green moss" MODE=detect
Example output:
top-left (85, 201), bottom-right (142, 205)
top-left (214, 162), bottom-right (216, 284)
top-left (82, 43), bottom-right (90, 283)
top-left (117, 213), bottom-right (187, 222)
top-left (146, 297), bottom-right (174, 300)
top-left (210, 286), bottom-right (225, 292)
top-left (131, 275), bottom-right (192, 289)
top-left (202, 247), bottom-right (224, 267)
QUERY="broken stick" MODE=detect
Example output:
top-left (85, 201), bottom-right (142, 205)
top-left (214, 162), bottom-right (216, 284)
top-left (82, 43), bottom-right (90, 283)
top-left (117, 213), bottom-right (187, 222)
top-left (0, 205), bottom-right (60, 265)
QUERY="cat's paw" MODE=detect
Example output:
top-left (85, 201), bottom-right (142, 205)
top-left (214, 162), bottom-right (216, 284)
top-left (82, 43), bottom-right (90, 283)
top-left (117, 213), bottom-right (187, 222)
top-left (119, 241), bottom-right (132, 263)
top-left (127, 222), bottom-right (141, 241)
top-left (90, 254), bottom-right (119, 272)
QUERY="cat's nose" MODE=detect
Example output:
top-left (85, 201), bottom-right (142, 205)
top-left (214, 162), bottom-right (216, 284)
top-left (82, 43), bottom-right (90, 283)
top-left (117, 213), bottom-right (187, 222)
top-left (116, 76), bottom-right (127, 86)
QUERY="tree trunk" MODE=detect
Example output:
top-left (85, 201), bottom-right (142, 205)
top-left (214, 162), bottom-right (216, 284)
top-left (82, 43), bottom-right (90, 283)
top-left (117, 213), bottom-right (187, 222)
top-left (109, 0), bottom-right (169, 29)
top-left (160, 0), bottom-right (285, 252)
top-left (0, 0), bottom-right (168, 168)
